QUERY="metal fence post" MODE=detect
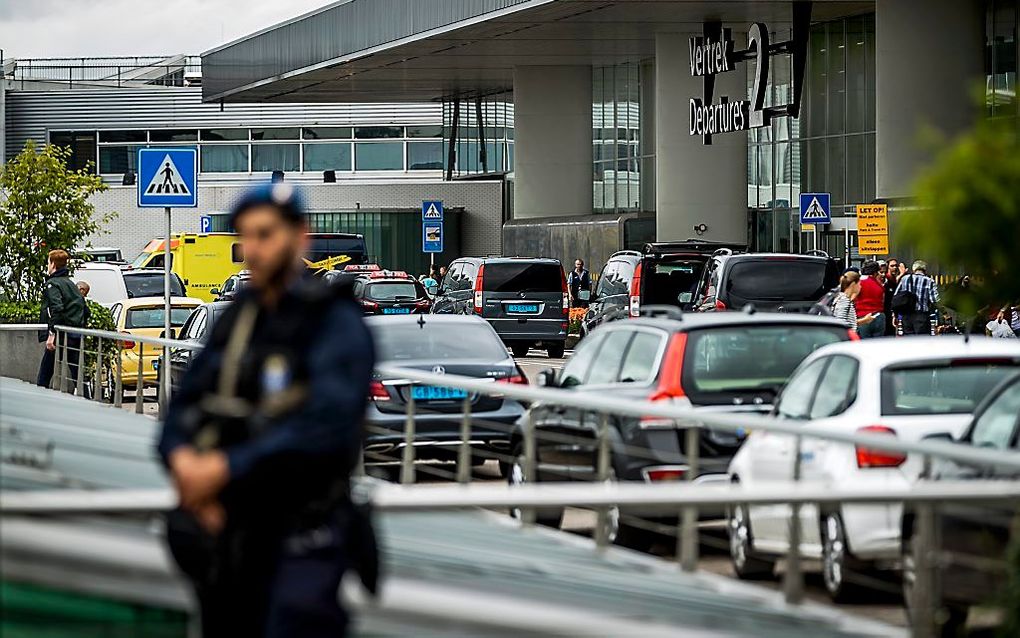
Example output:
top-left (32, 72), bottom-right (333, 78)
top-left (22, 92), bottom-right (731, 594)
top-left (134, 340), bottom-right (145, 414)
top-left (457, 396), bottom-right (472, 484)
top-left (400, 392), bottom-right (416, 485)
top-left (912, 454), bottom-right (937, 638)
top-left (783, 434), bottom-right (804, 604)
top-left (680, 423), bottom-right (700, 571)
top-left (75, 334), bottom-right (85, 397)
top-left (522, 410), bottom-right (537, 527)
top-left (59, 332), bottom-right (70, 393)
top-left (93, 336), bottom-right (103, 402)
top-left (594, 412), bottom-right (611, 550)
top-left (114, 345), bottom-right (123, 407)
top-left (50, 331), bottom-right (61, 391)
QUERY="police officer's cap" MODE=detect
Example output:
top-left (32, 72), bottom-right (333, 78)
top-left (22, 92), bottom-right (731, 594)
top-left (229, 182), bottom-right (306, 226)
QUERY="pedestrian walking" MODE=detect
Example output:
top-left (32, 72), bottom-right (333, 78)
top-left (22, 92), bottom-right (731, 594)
top-left (892, 260), bottom-right (940, 336)
top-left (567, 259), bottom-right (591, 308)
top-left (882, 258), bottom-right (900, 336)
top-left (855, 261), bottom-right (885, 338)
top-left (37, 249), bottom-right (87, 391)
top-left (159, 183), bottom-right (378, 638)
top-left (832, 271), bottom-right (876, 335)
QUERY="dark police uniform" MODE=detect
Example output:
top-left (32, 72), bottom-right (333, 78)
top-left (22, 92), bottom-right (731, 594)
top-left (158, 275), bottom-right (375, 637)
top-left (37, 266), bottom-right (87, 388)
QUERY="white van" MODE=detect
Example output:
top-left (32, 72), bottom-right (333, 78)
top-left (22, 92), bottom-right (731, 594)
top-left (73, 263), bottom-right (187, 307)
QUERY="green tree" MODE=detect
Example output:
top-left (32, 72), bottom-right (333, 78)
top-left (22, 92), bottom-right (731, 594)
top-left (0, 141), bottom-right (114, 301)
top-left (899, 118), bottom-right (1019, 318)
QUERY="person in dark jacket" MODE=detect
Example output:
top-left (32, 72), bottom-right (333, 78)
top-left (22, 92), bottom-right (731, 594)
top-left (567, 259), bottom-right (591, 308)
top-left (158, 183), bottom-right (375, 637)
top-left (37, 249), bottom-right (87, 390)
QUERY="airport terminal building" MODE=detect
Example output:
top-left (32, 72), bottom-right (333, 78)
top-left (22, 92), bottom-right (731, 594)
top-left (199, 0), bottom-right (1017, 270)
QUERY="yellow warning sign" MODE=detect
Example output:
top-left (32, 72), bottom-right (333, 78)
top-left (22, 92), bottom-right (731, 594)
top-left (855, 204), bottom-right (889, 255)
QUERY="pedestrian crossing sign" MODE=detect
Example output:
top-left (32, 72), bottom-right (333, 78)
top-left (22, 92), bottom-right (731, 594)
top-left (422, 200), bottom-right (444, 222)
top-left (799, 192), bottom-right (830, 224)
top-left (137, 148), bottom-right (198, 208)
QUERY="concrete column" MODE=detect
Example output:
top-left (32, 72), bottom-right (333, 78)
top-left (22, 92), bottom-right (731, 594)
top-left (875, 0), bottom-right (984, 200)
top-left (512, 66), bottom-right (593, 218)
top-left (655, 32), bottom-right (748, 243)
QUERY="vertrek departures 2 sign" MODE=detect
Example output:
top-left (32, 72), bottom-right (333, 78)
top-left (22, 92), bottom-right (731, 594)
top-left (690, 5), bottom-right (811, 145)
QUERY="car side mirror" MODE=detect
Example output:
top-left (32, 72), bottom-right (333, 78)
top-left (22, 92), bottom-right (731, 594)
top-left (210, 288), bottom-right (220, 296)
top-left (426, 284), bottom-right (439, 296)
top-left (536, 368), bottom-right (559, 388)
top-left (922, 432), bottom-right (956, 444)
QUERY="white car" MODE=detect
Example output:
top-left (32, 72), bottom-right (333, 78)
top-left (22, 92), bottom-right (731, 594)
top-left (726, 336), bottom-right (1020, 601)
top-left (73, 263), bottom-right (187, 307)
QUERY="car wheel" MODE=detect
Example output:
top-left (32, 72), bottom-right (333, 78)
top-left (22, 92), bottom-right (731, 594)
top-left (821, 512), bottom-right (865, 603)
top-left (510, 343), bottom-right (530, 358)
top-left (546, 343), bottom-right (565, 359)
top-left (507, 443), bottom-right (561, 528)
top-left (728, 500), bottom-right (775, 579)
top-left (601, 468), bottom-right (656, 553)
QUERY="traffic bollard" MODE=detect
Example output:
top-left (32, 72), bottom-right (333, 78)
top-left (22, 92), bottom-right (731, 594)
top-left (457, 396), bottom-right (472, 484)
top-left (400, 392), bottom-right (416, 485)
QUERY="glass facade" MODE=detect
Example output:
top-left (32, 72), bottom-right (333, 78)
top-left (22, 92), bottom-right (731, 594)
top-left (592, 64), bottom-right (650, 214)
top-left (747, 14), bottom-right (876, 253)
top-left (987, 0), bottom-right (1019, 118)
top-left (51, 125), bottom-right (448, 176)
top-left (442, 98), bottom-right (515, 177)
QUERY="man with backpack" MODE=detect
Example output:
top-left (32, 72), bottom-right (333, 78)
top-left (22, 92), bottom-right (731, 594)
top-left (891, 260), bottom-right (939, 336)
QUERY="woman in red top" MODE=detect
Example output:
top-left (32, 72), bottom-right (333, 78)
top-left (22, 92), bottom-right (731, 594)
top-left (855, 261), bottom-right (886, 338)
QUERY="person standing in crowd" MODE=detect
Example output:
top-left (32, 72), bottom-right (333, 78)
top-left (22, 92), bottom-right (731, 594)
top-left (832, 271), bottom-right (876, 334)
top-left (420, 266), bottom-right (438, 292)
top-left (159, 183), bottom-right (376, 637)
top-left (37, 249), bottom-right (87, 391)
top-left (986, 307), bottom-right (1018, 338)
top-left (854, 261), bottom-right (885, 338)
top-left (567, 259), bottom-right (591, 309)
top-left (1011, 303), bottom-right (1020, 338)
top-left (882, 258), bottom-right (900, 335)
top-left (77, 280), bottom-right (93, 326)
top-left (893, 260), bottom-right (940, 336)
top-left (438, 264), bottom-right (447, 279)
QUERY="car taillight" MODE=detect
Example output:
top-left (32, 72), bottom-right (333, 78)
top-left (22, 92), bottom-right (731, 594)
top-left (497, 375), bottom-right (528, 385)
top-left (642, 466), bottom-right (688, 482)
top-left (640, 333), bottom-right (687, 427)
top-left (368, 380), bottom-right (390, 401)
top-left (121, 332), bottom-right (135, 350)
top-left (855, 425), bottom-right (906, 468)
top-left (629, 262), bottom-right (643, 317)
top-left (360, 300), bottom-right (378, 311)
top-left (847, 329), bottom-right (860, 341)
top-left (714, 299), bottom-right (727, 311)
top-left (473, 264), bottom-right (485, 314)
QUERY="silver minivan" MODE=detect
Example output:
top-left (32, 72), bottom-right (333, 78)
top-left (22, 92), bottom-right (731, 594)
top-left (431, 257), bottom-right (568, 358)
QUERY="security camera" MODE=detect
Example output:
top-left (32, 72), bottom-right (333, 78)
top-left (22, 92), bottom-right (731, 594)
top-left (693, 223), bottom-right (708, 235)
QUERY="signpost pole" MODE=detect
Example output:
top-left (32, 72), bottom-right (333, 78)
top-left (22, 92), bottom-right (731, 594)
top-left (163, 206), bottom-right (172, 408)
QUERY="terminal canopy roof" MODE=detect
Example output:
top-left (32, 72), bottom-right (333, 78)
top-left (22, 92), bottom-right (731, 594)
top-left (201, 0), bottom-right (870, 104)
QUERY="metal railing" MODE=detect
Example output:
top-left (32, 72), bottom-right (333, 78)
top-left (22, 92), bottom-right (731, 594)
top-left (7, 324), bottom-right (1020, 637)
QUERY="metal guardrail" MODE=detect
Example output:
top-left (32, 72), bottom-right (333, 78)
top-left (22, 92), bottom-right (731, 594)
top-left (6, 324), bottom-right (1020, 637)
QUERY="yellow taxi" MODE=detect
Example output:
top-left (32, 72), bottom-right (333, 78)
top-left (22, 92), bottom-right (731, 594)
top-left (110, 296), bottom-right (203, 389)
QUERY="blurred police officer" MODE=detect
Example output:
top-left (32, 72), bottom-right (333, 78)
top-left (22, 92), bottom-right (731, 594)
top-left (158, 183), bottom-right (375, 637)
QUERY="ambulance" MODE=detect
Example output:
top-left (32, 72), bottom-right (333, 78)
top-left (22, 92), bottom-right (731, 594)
top-left (130, 232), bottom-right (369, 301)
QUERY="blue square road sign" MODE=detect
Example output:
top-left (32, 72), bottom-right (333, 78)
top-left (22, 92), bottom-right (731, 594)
top-left (423, 222), bottom-right (444, 254)
top-left (799, 192), bottom-right (831, 224)
top-left (422, 200), bottom-right (444, 222)
top-left (138, 148), bottom-right (198, 208)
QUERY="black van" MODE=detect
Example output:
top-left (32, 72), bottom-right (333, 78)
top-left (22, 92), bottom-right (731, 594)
top-left (431, 257), bottom-right (568, 358)
top-left (695, 252), bottom-right (842, 312)
top-left (581, 241), bottom-right (744, 335)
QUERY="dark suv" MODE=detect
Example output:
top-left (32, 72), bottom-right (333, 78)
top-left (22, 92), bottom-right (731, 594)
top-left (582, 240), bottom-right (744, 335)
top-left (431, 257), bottom-right (568, 358)
top-left (696, 252), bottom-right (841, 313)
top-left (511, 308), bottom-right (854, 550)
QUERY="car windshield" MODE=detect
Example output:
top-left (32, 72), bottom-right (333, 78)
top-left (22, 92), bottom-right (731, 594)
top-left (125, 307), bottom-right (195, 329)
top-left (726, 259), bottom-right (829, 303)
top-left (882, 361), bottom-right (1020, 416)
top-left (483, 262), bottom-right (562, 293)
top-left (682, 325), bottom-right (847, 401)
top-left (371, 321), bottom-right (507, 361)
top-left (125, 273), bottom-right (186, 298)
top-left (366, 281), bottom-right (421, 301)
